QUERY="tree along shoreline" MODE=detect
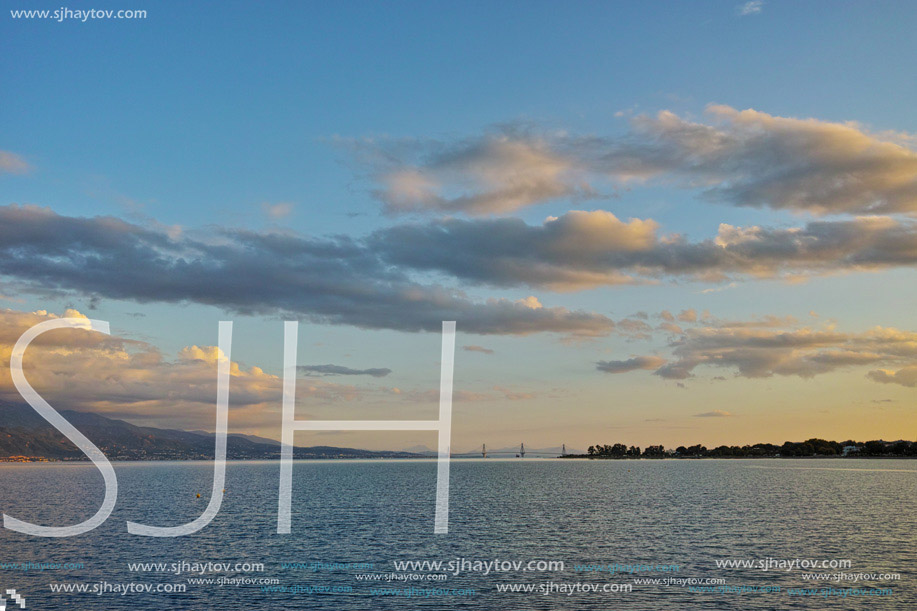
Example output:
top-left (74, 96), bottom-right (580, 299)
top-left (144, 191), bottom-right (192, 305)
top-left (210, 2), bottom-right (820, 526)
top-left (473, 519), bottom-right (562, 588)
top-left (562, 455), bottom-right (916, 459)
top-left (564, 439), bottom-right (917, 459)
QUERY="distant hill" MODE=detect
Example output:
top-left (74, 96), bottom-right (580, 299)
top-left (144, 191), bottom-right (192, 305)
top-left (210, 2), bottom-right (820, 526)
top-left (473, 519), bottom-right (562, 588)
top-left (402, 444), bottom-right (436, 455)
top-left (0, 400), bottom-right (420, 461)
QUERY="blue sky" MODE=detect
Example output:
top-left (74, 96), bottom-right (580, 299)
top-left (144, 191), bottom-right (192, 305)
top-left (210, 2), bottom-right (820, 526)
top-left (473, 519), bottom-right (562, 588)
top-left (2, 1), bottom-right (917, 450)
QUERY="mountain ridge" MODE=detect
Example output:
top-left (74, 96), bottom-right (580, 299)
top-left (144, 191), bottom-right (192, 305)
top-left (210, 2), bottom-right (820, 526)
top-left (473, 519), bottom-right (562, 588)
top-left (0, 400), bottom-right (420, 461)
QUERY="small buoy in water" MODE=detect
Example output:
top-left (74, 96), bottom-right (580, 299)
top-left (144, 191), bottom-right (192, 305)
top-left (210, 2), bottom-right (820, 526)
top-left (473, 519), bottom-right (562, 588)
top-left (196, 493), bottom-right (201, 498)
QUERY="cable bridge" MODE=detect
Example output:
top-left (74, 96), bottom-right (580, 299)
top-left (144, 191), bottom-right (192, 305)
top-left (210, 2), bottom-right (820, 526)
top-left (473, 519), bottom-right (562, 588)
top-left (449, 443), bottom-right (568, 458)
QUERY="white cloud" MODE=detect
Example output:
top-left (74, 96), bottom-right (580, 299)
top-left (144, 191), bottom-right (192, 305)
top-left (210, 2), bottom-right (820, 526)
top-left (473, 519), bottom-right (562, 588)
top-left (355, 107), bottom-right (917, 217)
top-left (738, 1), bottom-right (763, 16)
top-left (607, 316), bottom-right (917, 385)
top-left (0, 150), bottom-right (30, 174)
top-left (353, 132), bottom-right (595, 215)
top-left (261, 202), bottom-right (294, 219)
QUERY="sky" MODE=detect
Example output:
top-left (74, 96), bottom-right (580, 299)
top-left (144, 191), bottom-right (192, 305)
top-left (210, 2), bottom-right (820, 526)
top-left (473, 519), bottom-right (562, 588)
top-left (1, 0), bottom-right (916, 452)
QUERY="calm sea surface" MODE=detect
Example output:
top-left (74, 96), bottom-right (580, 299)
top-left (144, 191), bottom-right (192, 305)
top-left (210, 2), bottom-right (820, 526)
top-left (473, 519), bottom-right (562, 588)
top-left (0, 459), bottom-right (914, 610)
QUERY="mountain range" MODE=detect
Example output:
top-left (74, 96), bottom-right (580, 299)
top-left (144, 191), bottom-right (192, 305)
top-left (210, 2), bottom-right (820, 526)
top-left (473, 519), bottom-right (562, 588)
top-left (0, 401), bottom-right (420, 461)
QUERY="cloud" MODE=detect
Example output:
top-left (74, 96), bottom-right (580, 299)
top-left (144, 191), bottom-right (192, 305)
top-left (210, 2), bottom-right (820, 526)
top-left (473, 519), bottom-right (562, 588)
top-left (9, 199), bottom-right (917, 352)
top-left (0, 150), bottom-right (30, 174)
top-left (351, 131), bottom-right (595, 215)
top-left (615, 318), bottom-right (654, 340)
top-left (261, 202), bottom-right (294, 219)
top-left (737, 1), bottom-right (763, 16)
top-left (614, 317), bottom-right (917, 384)
top-left (867, 366), bottom-right (917, 387)
top-left (369, 210), bottom-right (657, 291)
top-left (695, 410), bottom-right (733, 417)
top-left (677, 309), bottom-right (697, 323)
top-left (463, 344), bottom-right (494, 355)
top-left (368, 211), bottom-right (917, 290)
top-left (8, 203), bottom-right (917, 332)
top-left (355, 107), bottom-right (917, 216)
top-left (596, 355), bottom-right (667, 374)
top-left (0, 205), bottom-right (616, 339)
top-left (606, 106), bottom-right (917, 215)
top-left (699, 282), bottom-right (738, 294)
top-left (0, 308), bottom-right (292, 431)
top-left (0, 307), bottom-right (546, 431)
top-left (298, 364), bottom-right (392, 377)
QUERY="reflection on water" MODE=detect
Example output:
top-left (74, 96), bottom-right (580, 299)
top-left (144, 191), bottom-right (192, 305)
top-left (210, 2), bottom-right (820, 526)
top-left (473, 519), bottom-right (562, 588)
top-left (1, 459), bottom-right (915, 610)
